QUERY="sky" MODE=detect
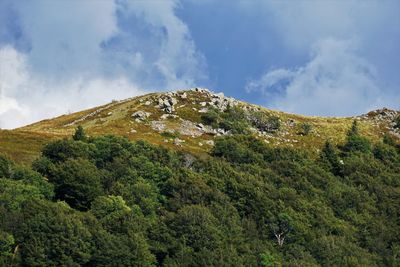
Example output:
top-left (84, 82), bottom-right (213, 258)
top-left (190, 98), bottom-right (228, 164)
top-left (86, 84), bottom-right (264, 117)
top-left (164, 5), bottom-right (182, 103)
top-left (0, 0), bottom-right (399, 129)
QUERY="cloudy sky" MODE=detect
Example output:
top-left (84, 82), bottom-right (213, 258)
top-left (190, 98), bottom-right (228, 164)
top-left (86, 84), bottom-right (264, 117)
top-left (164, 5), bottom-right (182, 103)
top-left (0, 0), bottom-right (399, 128)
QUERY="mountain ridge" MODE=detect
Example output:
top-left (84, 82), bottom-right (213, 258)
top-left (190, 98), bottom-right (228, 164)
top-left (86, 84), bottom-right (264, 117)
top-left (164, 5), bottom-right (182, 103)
top-left (1, 88), bottom-right (399, 163)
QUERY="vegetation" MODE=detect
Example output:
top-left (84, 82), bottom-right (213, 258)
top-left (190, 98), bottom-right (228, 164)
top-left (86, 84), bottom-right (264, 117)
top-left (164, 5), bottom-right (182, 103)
top-left (298, 122), bottom-right (313, 136)
top-left (0, 123), bottom-right (399, 266)
top-left (394, 115), bottom-right (400, 130)
top-left (201, 107), bottom-right (281, 134)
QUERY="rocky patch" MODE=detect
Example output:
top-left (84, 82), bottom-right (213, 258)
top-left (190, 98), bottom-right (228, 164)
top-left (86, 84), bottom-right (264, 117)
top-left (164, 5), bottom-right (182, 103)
top-left (132, 111), bottom-right (151, 122)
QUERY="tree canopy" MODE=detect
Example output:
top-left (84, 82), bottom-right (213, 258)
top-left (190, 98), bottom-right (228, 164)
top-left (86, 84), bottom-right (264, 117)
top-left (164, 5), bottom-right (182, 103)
top-left (0, 125), bottom-right (399, 266)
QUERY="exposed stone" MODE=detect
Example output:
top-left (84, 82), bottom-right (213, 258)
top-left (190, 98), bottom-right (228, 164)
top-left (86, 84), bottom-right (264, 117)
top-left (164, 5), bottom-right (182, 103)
top-left (179, 120), bottom-right (203, 137)
top-left (132, 111), bottom-right (151, 122)
top-left (174, 138), bottom-right (185, 146)
top-left (144, 101), bottom-right (152, 106)
top-left (150, 121), bottom-right (166, 132)
top-left (286, 119), bottom-right (296, 127)
top-left (160, 114), bottom-right (179, 120)
top-left (157, 95), bottom-right (178, 114)
top-left (164, 106), bottom-right (174, 114)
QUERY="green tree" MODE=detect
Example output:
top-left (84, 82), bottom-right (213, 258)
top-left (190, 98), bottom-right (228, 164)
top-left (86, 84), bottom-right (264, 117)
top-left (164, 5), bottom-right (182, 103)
top-left (0, 154), bottom-right (12, 178)
top-left (320, 140), bottom-right (342, 175)
top-left (16, 200), bottom-right (93, 266)
top-left (0, 179), bottom-right (45, 210)
top-left (91, 195), bottom-right (140, 233)
top-left (51, 158), bottom-right (103, 210)
top-left (348, 120), bottom-right (359, 136)
top-left (73, 125), bottom-right (87, 141)
top-left (41, 139), bottom-right (92, 163)
top-left (0, 231), bottom-right (15, 266)
top-left (344, 120), bottom-right (371, 153)
top-left (260, 251), bottom-right (281, 267)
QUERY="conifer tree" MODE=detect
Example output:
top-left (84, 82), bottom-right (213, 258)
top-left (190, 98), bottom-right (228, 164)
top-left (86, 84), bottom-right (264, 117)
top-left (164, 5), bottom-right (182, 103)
top-left (73, 125), bottom-right (86, 141)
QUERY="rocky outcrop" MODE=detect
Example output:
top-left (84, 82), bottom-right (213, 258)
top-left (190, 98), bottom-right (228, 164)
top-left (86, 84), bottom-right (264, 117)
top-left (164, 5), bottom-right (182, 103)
top-left (208, 92), bottom-right (237, 111)
top-left (157, 93), bottom-right (179, 114)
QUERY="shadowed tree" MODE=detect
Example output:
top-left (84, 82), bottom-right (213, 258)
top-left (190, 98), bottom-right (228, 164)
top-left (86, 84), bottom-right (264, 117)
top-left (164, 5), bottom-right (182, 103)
top-left (73, 125), bottom-right (86, 141)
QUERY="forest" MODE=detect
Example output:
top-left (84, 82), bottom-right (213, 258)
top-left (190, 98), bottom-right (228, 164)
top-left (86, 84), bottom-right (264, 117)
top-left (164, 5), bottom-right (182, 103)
top-left (0, 122), bottom-right (399, 266)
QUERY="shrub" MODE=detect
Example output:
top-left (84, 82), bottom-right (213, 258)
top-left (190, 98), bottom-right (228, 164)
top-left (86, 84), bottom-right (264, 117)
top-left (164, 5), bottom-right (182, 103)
top-left (73, 125), bottom-right (86, 141)
top-left (251, 112), bottom-right (281, 133)
top-left (299, 122), bottom-right (312, 135)
top-left (394, 115), bottom-right (400, 130)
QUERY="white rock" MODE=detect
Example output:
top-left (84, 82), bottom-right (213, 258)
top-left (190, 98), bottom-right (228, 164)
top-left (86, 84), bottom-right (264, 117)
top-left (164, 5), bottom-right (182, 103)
top-left (132, 111), bottom-right (151, 121)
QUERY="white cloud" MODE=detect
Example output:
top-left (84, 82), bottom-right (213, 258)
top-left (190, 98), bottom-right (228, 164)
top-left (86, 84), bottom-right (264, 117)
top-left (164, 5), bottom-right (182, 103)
top-left (0, 0), bottom-right (206, 129)
top-left (0, 46), bottom-right (144, 129)
top-left (121, 0), bottom-right (207, 88)
top-left (246, 38), bottom-right (395, 116)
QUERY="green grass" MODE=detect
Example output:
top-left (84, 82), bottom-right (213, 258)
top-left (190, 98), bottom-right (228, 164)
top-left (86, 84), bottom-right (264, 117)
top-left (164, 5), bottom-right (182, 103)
top-left (2, 89), bottom-right (398, 164)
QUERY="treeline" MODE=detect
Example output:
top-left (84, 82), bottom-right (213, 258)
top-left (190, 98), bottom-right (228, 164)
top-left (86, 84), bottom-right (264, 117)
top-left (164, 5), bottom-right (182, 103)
top-left (0, 123), bottom-right (399, 266)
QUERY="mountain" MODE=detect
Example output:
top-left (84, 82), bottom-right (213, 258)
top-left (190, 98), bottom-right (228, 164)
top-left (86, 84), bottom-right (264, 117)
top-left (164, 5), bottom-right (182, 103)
top-left (1, 88), bottom-right (399, 163)
top-left (1, 88), bottom-right (400, 266)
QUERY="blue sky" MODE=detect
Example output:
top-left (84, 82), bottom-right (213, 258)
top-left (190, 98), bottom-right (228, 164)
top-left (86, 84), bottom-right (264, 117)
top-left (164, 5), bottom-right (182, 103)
top-left (0, 0), bottom-right (399, 128)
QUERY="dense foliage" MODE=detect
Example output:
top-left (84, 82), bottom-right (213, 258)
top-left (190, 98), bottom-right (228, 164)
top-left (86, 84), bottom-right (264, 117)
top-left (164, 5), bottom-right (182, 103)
top-left (201, 107), bottom-right (281, 134)
top-left (0, 123), bottom-right (399, 266)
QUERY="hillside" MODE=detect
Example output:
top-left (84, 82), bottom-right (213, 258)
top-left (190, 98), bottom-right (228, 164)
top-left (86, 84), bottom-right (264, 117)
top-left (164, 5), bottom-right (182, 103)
top-left (1, 88), bottom-right (399, 164)
top-left (1, 88), bottom-right (400, 266)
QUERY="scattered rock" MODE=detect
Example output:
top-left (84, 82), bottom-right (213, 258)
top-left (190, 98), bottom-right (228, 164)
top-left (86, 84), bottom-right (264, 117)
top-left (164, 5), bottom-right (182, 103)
top-left (160, 114), bottom-right (179, 120)
top-left (157, 95), bottom-right (178, 114)
top-left (132, 111), bottom-right (151, 122)
top-left (174, 138), bottom-right (185, 146)
top-left (150, 121), bottom-right (166, 132)
top-left (179, 120), bottom-right (203, 137)
top-left (286, 119), bottom-right (296, 127)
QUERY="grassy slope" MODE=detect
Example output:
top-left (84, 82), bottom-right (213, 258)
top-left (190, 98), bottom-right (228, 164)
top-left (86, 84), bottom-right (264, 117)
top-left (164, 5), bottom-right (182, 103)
top-left (1, 90), bottom-right (397, 164)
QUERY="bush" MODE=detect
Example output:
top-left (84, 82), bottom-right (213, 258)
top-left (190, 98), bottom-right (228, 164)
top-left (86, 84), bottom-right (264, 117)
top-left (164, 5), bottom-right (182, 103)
top-left (299, 122), bottom-right (312, 135)
top-left (252, 112), bottom-right (281, 133)
top-left (0, 154), bottom-right (12, 178)
top-left (394, 115), bottom-right (400, 129)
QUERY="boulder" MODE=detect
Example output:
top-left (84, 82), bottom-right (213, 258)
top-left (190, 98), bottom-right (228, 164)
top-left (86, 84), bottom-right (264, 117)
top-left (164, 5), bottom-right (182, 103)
top-left (132, 111), bottom-right (151, 122)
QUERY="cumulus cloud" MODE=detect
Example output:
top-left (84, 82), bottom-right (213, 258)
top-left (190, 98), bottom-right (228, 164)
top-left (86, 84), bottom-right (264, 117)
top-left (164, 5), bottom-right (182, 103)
top-left (123, 0), bottom-right (207, 88)
top-left (0, 0), bottom-right (206, 129)
top-left (246, 38), bottom-right (393, 116)
top-left (242, 1), bottom-right (399, 115)
top-left (0, 46), bottom-right (144, 129)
